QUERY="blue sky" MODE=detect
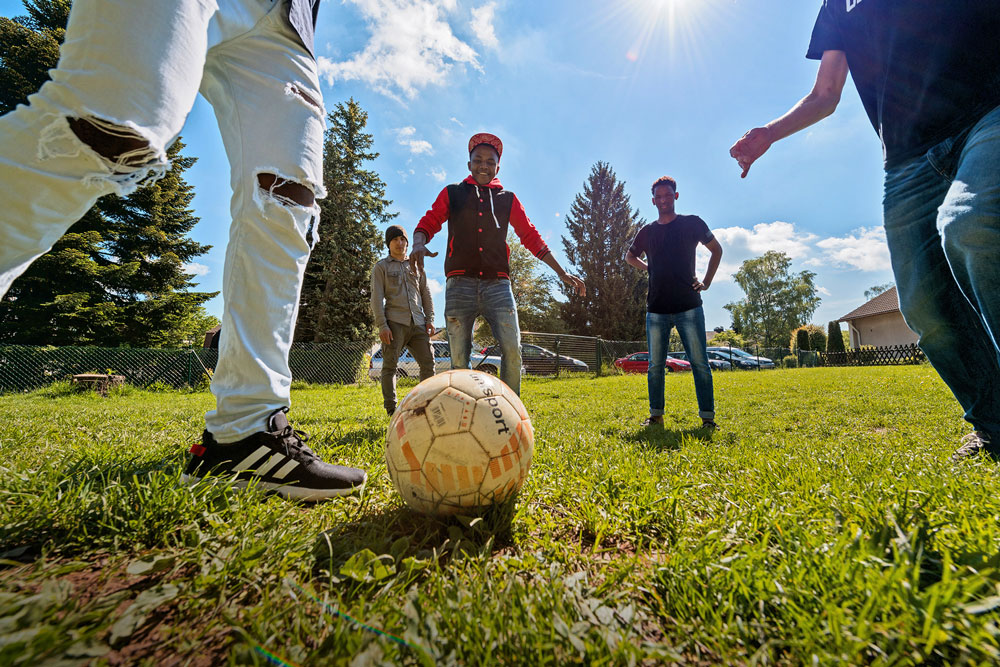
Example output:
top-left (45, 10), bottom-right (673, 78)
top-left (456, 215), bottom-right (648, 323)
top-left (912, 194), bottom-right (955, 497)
top-left (2, 0), bottom-right (893, 336)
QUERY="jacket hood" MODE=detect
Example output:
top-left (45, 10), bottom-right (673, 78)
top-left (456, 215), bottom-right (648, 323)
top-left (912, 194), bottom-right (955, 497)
top-left (463, 175), bottom-right (503, 189)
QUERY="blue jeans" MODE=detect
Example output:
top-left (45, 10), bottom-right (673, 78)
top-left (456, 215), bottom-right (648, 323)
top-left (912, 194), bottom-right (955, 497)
top-left (646, 307), bottom-right (714, 420)
top-left (883, 104), bottom-right (1000, 437)
top-left (445, 277), bottom-right (523, 395)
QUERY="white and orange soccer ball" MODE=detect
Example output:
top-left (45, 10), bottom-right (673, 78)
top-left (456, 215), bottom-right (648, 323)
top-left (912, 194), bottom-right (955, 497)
top-left (385, 369), bottom-right (534, 515)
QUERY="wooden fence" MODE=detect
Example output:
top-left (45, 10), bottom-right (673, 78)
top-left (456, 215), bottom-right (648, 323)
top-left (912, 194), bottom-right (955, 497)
top-left (823, 343), bottom-right (924, 367)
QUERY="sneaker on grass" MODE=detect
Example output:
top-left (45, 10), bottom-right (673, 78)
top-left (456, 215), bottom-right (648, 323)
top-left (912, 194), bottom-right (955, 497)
top-left (951, 431), bottom-right (997, 462)
top-left (182, 408), bottom-right (367, 501)
top-left (642, 415), bottom-right (664, 427)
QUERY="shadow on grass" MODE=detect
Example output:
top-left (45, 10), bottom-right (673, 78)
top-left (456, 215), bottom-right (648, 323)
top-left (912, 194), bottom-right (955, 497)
top-left (606, 424), bottom-right (716, 452)
top-left (312, 496), bottom-right (518, 582)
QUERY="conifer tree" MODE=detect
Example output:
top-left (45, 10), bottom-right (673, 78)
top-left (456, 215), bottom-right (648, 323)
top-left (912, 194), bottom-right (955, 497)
top-left (560, 162), bottom-right (646, 340)
top-left (826, 321), bottom-right (846, 353)
top-left (295, 99), bottom-right (394, 343)
top-left (0, 1), bottom-right (217, 347)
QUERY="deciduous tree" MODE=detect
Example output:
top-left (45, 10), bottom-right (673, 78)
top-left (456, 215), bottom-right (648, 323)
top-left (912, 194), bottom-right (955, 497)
top-left (725, 251), bottom-right (821, 348)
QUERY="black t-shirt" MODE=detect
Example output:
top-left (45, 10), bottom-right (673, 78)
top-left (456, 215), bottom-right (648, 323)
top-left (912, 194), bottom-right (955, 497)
top-left (628, 216), bottom-right (714, 315)
top-left (807, 0), bottom-right (1000, 167)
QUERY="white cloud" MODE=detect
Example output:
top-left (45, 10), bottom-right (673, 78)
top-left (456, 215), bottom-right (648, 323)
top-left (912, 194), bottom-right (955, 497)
top-left (394, 126), bottom-right (434, 155)
top-left (704, 220), bottom-right (889, 284)
top-left (817, 286), bottom-right (832, 296)
top-left (450, 117), bottom-right (464, 126)
top-left (427, 277), bottom-right (443, 296)
top-left (429, 167), bottom-right (447, 182)
top-left (183, 262), bottom-right (210, 277)
top-left (470, 2), bottom-right (499, 50)
top-left (318, 0), bottom-right (481, 100)
top-left (713, 221), bottom-right (817, 259)
top-left (814, 227), bottom-right (891, 272)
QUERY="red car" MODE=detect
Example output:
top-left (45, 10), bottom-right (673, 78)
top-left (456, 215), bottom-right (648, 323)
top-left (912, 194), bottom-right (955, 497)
top-left (613, 351), bottom-right (691, 373)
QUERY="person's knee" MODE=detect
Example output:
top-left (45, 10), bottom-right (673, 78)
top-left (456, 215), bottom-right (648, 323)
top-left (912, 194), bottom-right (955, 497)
top-left (67, 117), bottom-right (158, 169)
top-left (257, 173), bottom-right (316, 208)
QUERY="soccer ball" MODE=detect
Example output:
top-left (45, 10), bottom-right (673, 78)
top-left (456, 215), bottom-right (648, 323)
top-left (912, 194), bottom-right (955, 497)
top-left (385, 369), bottom-right (534, 515)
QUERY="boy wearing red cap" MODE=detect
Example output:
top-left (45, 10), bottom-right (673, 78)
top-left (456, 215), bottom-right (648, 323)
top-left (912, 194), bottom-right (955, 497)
top-left (410, 133), bottom-right (585, 395)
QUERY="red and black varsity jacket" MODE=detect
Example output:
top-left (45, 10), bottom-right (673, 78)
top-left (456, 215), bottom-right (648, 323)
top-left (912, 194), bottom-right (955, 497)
top-left (415, 176), bottom-right (550, 280)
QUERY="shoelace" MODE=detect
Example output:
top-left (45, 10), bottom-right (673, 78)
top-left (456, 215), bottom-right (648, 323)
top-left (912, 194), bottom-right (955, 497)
top-left (277, 424), bottom-right (319, 463)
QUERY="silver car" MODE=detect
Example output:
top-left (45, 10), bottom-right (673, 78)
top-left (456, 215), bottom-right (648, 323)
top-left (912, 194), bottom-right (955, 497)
top-left (368, 340), bottom-right (504, 380)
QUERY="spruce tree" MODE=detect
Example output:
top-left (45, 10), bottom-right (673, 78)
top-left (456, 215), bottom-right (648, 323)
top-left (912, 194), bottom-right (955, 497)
top-left (295, 99), bottom-right (393, 343)
top-left (0, 1), bottom-right (217, 347)
top-left (0, 0), bottom-right (68, 114)
top-left (560, 162), bottom-right (646, 340)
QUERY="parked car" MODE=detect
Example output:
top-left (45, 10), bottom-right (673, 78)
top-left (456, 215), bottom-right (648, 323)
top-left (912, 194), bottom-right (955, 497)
top-left (481, 343), bottom-right (590, 375)
top-left (368, 340), bottom-right (503, 380)
top-left (667, 351), bottom-right (732, 371)
top-left (613, 351), bottom-right (691, 373)
top-left (706, 346), bottom-right (775, 369)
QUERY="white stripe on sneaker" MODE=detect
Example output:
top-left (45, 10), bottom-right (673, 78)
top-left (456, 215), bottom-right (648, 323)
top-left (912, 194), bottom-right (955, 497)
top-left (273, 460), bottom-right (299, 480)
top-left (255, 453), bottom-right (286, 477)
top-left (233, 445), bottom-right (271, 472)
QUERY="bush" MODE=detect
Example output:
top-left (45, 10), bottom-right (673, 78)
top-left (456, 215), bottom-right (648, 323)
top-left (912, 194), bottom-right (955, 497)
top-left (794, 328), bottom-right (810, 351)
top-left (808, 326), bottom-right (827, 352)
top-left (826, 321), bottom-right (846, 353)
top-left (782, 355), bottom-right (798, 369)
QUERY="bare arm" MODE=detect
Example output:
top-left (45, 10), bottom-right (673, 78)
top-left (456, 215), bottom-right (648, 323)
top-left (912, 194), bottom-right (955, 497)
top-left (730, 50), bottom-right (849, 178)
top-left (625, 250), bottom-right (647, 272)
top-left (538, 252), bottom-right (586, 297)
top-left (693, 238), bottom-right (723, 292)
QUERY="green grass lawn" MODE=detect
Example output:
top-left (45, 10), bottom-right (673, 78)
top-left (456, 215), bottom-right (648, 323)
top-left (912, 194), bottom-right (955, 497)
top-left (3, 366), bottom-right (1000, 665)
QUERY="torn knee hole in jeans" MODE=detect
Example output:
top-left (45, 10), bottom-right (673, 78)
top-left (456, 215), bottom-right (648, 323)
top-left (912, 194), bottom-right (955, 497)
top-left (256, 172), bottom-right (317, 208)
top-left (39, 115), bottom-right (169, 195)
top-left (284, 82), bottom-right (323, 114)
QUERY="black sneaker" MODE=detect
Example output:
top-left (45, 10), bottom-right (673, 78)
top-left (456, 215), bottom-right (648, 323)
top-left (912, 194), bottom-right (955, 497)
top-left (182, 408), bottom-right (367, 501)
top-left (642, 416), bottom-right (664, 427)
top-left (701, 420), bottom-right (718, 430)
top-left (951, 431), bottom-right (997, 462)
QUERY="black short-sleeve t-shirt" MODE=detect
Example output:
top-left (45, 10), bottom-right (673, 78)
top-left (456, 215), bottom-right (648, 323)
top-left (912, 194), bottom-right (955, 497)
top-left (628, 216), bottom-right (714, 315)
top-left (807, 0), bottom-right (1000, 168)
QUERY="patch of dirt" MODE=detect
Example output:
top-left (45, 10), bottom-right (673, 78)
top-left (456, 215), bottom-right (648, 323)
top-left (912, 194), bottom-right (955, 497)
top-left (3, 554), bottom-right (233, 665)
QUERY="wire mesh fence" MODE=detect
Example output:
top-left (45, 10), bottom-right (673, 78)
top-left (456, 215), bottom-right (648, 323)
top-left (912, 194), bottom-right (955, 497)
top-left (0, 342), bottom-right (374, 394)
top-left (0, 338), bottom-right (928, 394)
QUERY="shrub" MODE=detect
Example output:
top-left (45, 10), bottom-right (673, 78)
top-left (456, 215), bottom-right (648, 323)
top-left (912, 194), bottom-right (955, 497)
top-left (808, 326), bottom-right (827, 352)
top-left (826, 321), bottom-right (846, 353)
top-left (795, 328), bottom-right (810, 351)
top-left (782, 355), bottom-right (798, 369)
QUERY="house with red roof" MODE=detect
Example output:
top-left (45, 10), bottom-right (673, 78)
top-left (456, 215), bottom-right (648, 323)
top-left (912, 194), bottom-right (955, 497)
top-left (837, 286), bottom-right (918, 349)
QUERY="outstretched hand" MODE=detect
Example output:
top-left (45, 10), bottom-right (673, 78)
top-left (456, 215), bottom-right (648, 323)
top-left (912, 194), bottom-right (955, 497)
top-left (409, 245), bottom-right (438, 278)
top-left (561, 273), bottom-right (587, 297)
top-left (730, 126), bottom-right (774, 178)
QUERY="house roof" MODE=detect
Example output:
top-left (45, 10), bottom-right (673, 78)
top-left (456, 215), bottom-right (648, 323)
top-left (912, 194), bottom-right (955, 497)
top-left (838, 286), bottom-right (900, 322)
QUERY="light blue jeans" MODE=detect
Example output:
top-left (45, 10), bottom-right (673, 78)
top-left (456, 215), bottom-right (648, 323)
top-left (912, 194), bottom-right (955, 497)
top-left (445, 276), bottom-right (522, 395)
top-left (647, 307), bottom-right (714, 420)
top-left (883, 104), bottom-right (1000, 438)
top-left (0, 0), bottom-right (326, 442)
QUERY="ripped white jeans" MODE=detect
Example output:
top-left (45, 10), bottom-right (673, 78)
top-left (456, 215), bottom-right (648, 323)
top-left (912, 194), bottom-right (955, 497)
top-left (0, 0), bottom-right (327, 442)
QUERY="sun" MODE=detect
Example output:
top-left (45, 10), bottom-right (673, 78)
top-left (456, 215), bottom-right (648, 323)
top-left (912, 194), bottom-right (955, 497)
top-left (622, 0), bottom-right (716, 64)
